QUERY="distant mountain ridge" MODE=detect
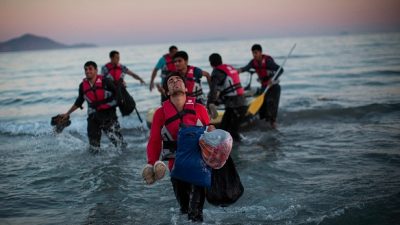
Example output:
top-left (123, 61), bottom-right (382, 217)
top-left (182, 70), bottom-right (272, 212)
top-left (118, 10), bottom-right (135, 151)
top-left (0, 34), bottom-right (96, 52)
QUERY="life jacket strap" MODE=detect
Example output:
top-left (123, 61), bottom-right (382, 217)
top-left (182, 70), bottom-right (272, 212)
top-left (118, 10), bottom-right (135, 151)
top-left (164, 109), bottom-right (196, 126)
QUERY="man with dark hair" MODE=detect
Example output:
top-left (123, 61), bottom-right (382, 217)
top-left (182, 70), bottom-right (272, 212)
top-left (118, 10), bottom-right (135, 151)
top-left (237, 44), bottom-right (283, 128)
top-left (60, 61), bottom-right (126, 152)
top-left (251, 44), bottom-right (262, 52)
top-left (173, 50), bottom-right (211, 105)
top-left (149, 46), bottom-right (179, 103)
top-left (208, 53), bottom-right (247, 141)
top-left (146, 72), bottom-right (213, 222)
top-left (101, 50), bottom-right (145, 85)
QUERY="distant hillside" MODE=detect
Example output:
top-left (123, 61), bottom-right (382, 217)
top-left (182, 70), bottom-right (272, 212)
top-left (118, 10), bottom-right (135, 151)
top-left (0, 34), bottom-right (96, 52)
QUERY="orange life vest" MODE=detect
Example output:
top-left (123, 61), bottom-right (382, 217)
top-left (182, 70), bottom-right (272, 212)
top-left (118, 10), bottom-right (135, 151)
top-left (163, 53), bottom-right (177, 74)
top-left (215, 64), bottom-right (244, 97)
top-left (160, 97), bottom-right (204, 159)
top-left (82, 75), bottom-right (116, 112)
top-left (184, 65), bottom-right (203, 98)
top-left (252, 54), bottom-right (272, 87)
top-left (105, 62), bottom-right (123, 82)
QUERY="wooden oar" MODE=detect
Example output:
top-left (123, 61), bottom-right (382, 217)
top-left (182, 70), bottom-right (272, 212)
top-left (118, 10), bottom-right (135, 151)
top-left (247, 44), bottom-right (296, 115)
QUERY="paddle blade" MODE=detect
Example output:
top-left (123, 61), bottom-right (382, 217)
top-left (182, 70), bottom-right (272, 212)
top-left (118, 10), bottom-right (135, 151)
top-left (247, 93), bottom-right (265, 115)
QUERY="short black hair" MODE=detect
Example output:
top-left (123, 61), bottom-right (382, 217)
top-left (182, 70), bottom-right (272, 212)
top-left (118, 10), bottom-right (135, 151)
top-left (162, 71), bottom-right (186, 95)
top-left (169, 45), bottom-right (178, 52)
top-left (109, 50), bottom-right (119, 58)
top-left (251, 44), bottom-right (262, 52)
top-left (84, 61), bottom-right (97, 69)
top-left (173, 51), bottom-right (188, 61)
top-left (209, 53), bottom-right (223, 67)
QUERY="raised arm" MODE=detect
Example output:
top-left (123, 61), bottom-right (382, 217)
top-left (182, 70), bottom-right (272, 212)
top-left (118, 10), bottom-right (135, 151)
top-left (149, 68), bottom-right (159, 91)
top-left (126, 69), bottom-right (145, 84)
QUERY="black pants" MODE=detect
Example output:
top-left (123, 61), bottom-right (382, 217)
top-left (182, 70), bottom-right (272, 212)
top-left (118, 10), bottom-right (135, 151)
top-left (171, 178), bottom-right (205, 222)
top-left (87, 108), bottom-right (125, 149)
top-left (220, 106), bottom-right (247, 141)
top-left (259, 84), bottom-right (281, 123)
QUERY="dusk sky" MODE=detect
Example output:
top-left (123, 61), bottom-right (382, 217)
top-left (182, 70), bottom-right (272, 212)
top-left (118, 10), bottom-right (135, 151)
top-left (1, 0), bottom-right (399, 45)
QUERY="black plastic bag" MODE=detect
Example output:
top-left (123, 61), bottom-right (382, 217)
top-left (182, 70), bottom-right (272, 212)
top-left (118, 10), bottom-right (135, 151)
top-left (206, 156), bottom-right (244, 207)
top-left (116, 80), bottom-right (136, 116)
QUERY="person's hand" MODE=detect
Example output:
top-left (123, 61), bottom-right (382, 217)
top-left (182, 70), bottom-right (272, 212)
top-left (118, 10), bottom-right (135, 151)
top-left (140, 79), bottom-right (146, 85)
top-left (271, 79), bottom-right (280, 85)
top-left (208, 103), bottom-right (218, 119)
top-left (156, 83), bottom-right (165, 95)
top-left (59, 113), bottom-right (69, 121)
top-left (207, 124), bottom-right (216, 132)
top-left (149, 82), bottom-right (154, 91)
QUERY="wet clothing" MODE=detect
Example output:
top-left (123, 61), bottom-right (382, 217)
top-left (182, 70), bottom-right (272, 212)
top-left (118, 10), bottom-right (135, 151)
top-left (208, 66), bottom-right (247, 141)
top-left (240, 55), bottom-right (283, 123)
top-left (146, 97), bottom-right (210, 221)
top-left (101, 63), bottom-right (130, 83)
top-left (73, 76), bottom-right (124, 148)
top-left (147, 97), bottom-right (210, 170)
top-left (258, 84), bottom-right (281, 123)
top-left (220, 106), bottom-right (247, 141)
top-left (171, 177), bottom-right (205, 222)
top-left (87, 108), bottom-right (124, 148)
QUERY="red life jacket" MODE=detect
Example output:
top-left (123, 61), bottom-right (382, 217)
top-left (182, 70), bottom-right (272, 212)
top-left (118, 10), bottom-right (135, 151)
top-left (163, 53), bottom-right (177, 73)
top-left (184, 66), bottom-right (203, 98)
top-left (216, 64), bottom-right (244, 97)
top-left (82, 75), bottom-right (115, 112)
top-left (252, 54), bottom-right (272, 87)
top-left (105, 62), bottom-right (123, 82)
top-left (160, 97), bottom-right (204, 160)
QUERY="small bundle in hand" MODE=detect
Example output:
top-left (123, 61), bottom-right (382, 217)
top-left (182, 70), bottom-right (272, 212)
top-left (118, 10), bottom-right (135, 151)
top-left (199, 129), bottom-right (232, 169)
top-left (142, 161), bottom-right (167, 185)
top-left (50, 114), bottom-right (71, 133)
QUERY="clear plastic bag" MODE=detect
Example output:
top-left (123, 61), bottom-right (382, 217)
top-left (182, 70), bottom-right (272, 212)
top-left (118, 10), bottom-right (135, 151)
top-left (199, 129), bottom-right (232, 169)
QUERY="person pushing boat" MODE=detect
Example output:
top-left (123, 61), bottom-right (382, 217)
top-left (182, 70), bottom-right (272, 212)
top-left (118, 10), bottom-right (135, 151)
top-left (237, 44), bottom-right (283, 128)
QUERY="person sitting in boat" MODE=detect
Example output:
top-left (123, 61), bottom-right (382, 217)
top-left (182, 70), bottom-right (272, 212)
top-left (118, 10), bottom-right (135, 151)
top-left (149, 45), bottom-right (178, 103)
top-left (237, 44), bottom-right (283, 129)
top-left (173, 51), bottom-right (211, 105)
top-left (101, 50), bottom-right (145, 85)
top-left (208, 53), bottom-right (247, 142)
top-left (145, 72), bottom-right (214, 222)
top-left (60, 61), bottom-right (126, 152)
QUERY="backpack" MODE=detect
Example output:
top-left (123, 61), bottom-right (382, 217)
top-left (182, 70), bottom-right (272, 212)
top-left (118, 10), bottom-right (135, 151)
top-left (170, 125), bottom-right (212, 187)
top-left (116, 80), bottom-right (136, 116)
